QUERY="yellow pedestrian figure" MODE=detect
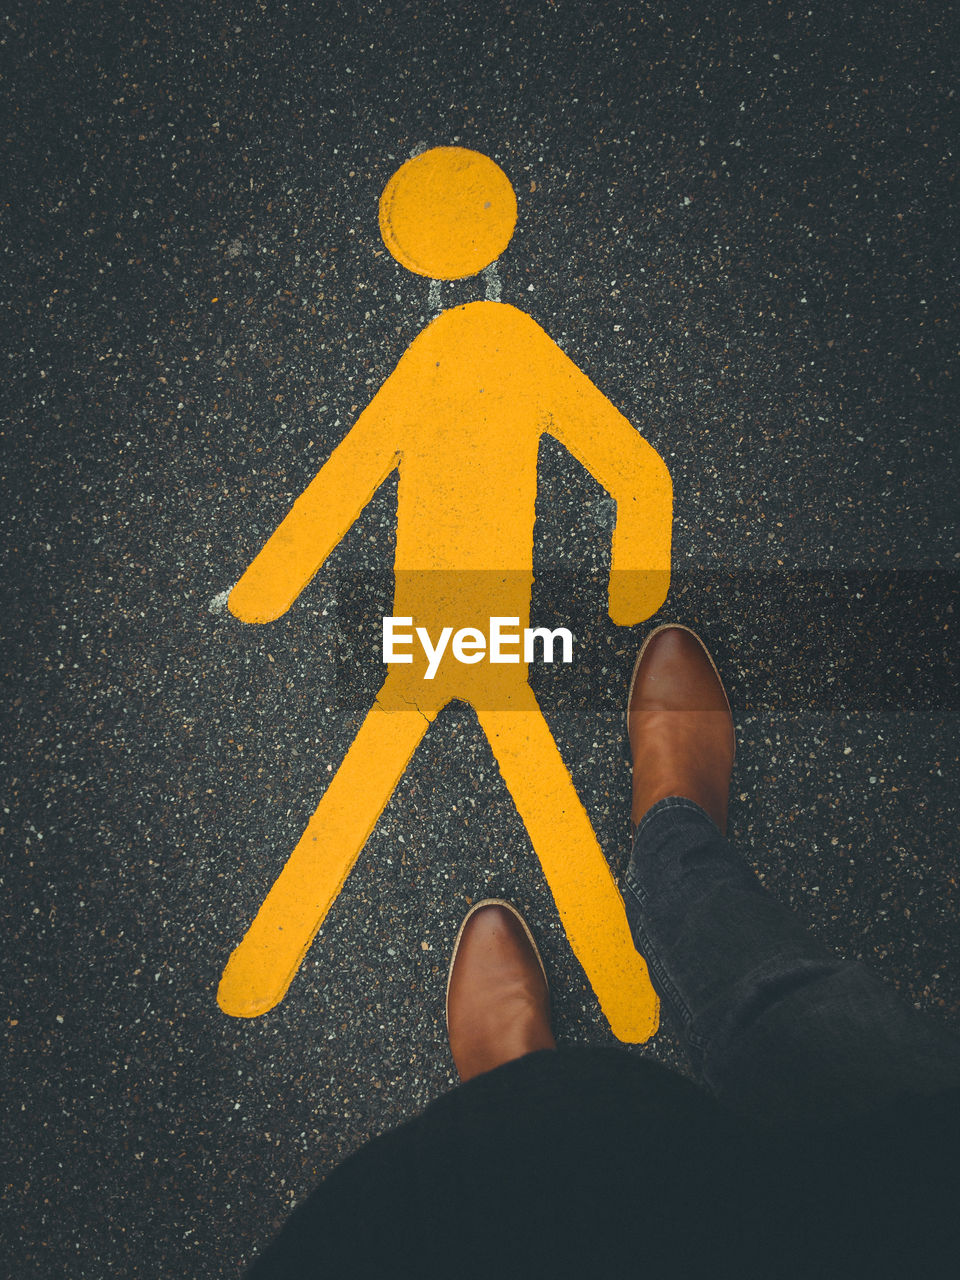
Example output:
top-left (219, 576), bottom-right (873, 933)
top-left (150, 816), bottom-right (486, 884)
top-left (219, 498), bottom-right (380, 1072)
top-left (218, 147), bottom-right (673, 1042)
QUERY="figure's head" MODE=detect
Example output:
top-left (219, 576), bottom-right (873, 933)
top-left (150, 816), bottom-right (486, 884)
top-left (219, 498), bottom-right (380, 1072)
top-left (379, 146), bottom-right (517, 280)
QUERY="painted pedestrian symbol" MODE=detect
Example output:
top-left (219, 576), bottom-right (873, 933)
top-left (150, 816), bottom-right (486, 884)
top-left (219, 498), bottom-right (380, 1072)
top-left (217, 147), bottom-right (673, 1042)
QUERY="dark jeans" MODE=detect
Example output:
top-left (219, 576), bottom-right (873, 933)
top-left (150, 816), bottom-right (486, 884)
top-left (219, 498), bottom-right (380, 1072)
top-left (621, 797), bottom-right (960, 1130)
top-left (245, 798), bottom-right (960, 1277)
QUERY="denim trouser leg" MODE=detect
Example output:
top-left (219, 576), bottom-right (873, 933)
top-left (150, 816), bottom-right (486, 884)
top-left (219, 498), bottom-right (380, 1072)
top-left (621, 797), bottom-right (960, 1129)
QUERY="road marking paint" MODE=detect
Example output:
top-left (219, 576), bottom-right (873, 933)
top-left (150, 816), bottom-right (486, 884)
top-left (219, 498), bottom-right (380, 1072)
top-left (379, 147), bottom-right (517, 280)
top-left (217, 148), bottom-right (672, 1042)
top-left (207, 588), bottom-right (231, 615)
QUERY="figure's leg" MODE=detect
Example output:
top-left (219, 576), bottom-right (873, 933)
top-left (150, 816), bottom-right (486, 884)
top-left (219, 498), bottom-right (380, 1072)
top-left (476, 688), bottom-right (659, 1043)
top-left (218, 691), bottom-right (432, 1017)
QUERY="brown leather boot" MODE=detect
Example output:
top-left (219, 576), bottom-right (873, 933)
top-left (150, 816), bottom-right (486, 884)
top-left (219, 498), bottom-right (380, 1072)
top-left (627, 624), bottom-right (736, 833)
top-left (445, 900), bottom-right (556, 1083)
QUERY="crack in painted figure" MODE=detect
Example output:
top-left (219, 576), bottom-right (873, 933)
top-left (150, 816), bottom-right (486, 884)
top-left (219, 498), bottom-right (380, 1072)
top-left (217, 147), bottom-right (673, 1042)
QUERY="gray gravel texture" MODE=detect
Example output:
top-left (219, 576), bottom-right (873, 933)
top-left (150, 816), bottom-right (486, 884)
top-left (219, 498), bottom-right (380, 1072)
top-left (3, 1), bottom-right (958, 1275)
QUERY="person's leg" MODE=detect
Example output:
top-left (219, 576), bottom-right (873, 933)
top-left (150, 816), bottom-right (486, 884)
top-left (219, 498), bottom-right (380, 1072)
top-left (622, 625), bottom-right (960, 1129)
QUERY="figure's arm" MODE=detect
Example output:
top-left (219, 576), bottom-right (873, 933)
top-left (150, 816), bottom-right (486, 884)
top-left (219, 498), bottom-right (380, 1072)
top-left (229, 389), bottom-right (401, 623)
top-left (544, 353), bottom-right (672, 626)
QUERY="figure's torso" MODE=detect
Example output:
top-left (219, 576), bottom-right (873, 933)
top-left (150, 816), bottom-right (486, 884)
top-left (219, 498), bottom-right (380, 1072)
top-left (391, 303), bottom-right (568, 578)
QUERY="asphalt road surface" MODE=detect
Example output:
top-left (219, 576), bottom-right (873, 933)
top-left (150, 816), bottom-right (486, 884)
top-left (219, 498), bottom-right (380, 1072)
top-left (4, 2), bottom-right (958, 1275)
